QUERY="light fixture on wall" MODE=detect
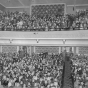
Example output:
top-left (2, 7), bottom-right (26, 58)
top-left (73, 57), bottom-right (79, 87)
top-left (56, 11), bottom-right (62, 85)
top-left (36, 39), bottom-right (39, 43)
top-left (9, 39), bottom-right (13, 44)
top-left (63, 39), bottom-right (66, 44)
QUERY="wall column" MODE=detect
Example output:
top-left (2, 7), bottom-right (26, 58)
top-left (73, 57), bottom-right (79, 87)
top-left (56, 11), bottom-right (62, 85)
top-left (76, 47), bottom-right (79, 54)
top-left (31, 46), bottom-right (35, 55)
top-left (73, 46), bottom-right (76, 55)
top-left (17, 46), bottom-right (19, 52)
top-left (59, 47), bottom-right (61, 54)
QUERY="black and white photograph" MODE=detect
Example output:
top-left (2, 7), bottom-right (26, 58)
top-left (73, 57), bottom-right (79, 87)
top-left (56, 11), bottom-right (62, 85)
top-left (0, 0), bottom-right (88, 88)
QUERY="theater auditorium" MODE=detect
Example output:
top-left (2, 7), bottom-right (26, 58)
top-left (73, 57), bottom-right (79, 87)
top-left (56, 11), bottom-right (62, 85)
top-left (0, 0), bottom-right (88, 88)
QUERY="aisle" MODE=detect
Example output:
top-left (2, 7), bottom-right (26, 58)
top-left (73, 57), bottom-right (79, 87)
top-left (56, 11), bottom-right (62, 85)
top-left (61, 62), bottom-right (65, 88)
top-left (63, 56), bottom-right (74, 88)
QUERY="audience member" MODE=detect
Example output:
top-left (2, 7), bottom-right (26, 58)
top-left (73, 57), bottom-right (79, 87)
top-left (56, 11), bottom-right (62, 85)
top-left (0, 9), bottom-right (88, 31)
top-left (0, 51), bottom-right (63, 88)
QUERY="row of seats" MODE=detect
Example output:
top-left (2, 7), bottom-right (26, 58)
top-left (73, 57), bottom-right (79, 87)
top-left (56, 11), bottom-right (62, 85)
top-left (0, 51), bottom-right (63, 88)
top-left (71, 54), bottom-right (88, 88)
top-left (1, 47), bottom-right (88, 88)
top-left (0, 9), bottom-right (88, 31)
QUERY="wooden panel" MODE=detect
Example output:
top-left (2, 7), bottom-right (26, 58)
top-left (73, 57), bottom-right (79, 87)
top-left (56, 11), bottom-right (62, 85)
top-left (79, 47), bottom-right (88, 54)
top-left (2, 46), bottom-right (17, 53)
top-left (35, 46), bottom-right (59, 54)
top-left (0, 30), bottom-right (88, 39)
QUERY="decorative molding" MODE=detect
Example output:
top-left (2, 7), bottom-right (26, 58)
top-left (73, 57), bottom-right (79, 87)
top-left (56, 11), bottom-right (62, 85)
top-left (0, 31), bottom-right (87, 39)
top-left (0, 31), bottom-right (87, 46)
top-left (6, 6), bottom-right (30, 8)
top-left (67, 4), bottom-right (88, 7)
top-left (36, 39), bottom-right (39, 43)
top-left (63, 39), bottom-right (66, 44)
